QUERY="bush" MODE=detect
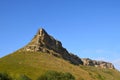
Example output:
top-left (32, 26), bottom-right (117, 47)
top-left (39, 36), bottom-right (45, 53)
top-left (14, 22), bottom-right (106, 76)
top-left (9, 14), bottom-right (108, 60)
top-left (0, 72), bottom-right (12, 80)
top-left (37, 70), bottom-right (75, 80)
top-left (16, 74), bottom-right (31, 80)
top-left (96, 74), bottom-right (105, 80)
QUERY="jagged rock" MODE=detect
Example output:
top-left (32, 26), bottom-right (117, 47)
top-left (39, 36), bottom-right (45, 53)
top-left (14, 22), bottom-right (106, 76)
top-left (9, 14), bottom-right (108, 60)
top-left (81, 58), bottom-right (115, 69)
top-left (20, 28), bottom-right (115, 69)
top-left (22, 28), bottom-right (83, 65)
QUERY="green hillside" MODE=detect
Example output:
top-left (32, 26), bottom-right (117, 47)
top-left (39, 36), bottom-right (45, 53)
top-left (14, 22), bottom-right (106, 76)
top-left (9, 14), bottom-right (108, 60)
top-left (0, 29), bottom-right (120, 80)
top-left (0, 51), bottom-right (120, 80)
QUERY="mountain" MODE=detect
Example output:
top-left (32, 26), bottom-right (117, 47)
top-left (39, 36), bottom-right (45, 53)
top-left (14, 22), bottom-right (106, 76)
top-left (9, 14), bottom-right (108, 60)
top-left (20, 28), bottom-right (114, 69)
top-left (0, 28), bottom-right (120, 80)
top-left (21, 28), bottom-right (83, 65)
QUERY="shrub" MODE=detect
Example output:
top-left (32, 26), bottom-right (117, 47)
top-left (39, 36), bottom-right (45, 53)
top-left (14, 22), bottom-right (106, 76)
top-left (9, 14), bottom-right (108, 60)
top-left (0, 72), bottom-right (12, 80)
top-left (37, 70), bottom-right (75, 80)
top-left (96, 74), bottom-right (105, 80)
top-left (16, 74), bottom-right (31, 80)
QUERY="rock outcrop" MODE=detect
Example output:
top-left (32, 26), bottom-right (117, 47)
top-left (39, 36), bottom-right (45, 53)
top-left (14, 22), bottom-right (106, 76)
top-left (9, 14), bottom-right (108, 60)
top-left (81, 58), bottom-right (115, 69)
top-left (22, 28), bottom-right (83, 65)
top-left (21, 28), bottom-right (115, 69)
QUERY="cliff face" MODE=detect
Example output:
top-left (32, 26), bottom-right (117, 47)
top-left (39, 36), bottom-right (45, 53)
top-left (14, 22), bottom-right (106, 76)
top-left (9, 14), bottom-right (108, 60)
top-left (81, 58), bottom-right (115, 69)
top-left (22, 28), bottom-right (83, 65)
top-left (21, 28), bottom-right (115, 69)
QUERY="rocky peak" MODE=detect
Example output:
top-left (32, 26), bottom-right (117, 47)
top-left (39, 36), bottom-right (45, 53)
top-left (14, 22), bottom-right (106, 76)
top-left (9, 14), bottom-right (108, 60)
top-left (37, 28), bottom-right (48, 37)
top-left (21, 28), bottom-right (83, 65)
top-left (21, 28), bottom-right (115, 69)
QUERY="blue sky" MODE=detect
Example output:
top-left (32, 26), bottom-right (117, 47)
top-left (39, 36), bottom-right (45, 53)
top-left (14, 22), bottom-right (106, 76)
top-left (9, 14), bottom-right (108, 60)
top-left (0, 0), bottom-right (120, 70)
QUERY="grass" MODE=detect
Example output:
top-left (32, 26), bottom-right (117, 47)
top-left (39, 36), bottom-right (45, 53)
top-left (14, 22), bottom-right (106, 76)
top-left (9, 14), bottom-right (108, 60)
top-left (0, 51), bottom-right (120, 80)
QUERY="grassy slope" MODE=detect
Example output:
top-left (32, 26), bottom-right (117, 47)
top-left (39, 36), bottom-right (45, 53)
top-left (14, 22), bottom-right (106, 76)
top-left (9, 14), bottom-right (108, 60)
top-left (0, 51), bottom-right (120, 80)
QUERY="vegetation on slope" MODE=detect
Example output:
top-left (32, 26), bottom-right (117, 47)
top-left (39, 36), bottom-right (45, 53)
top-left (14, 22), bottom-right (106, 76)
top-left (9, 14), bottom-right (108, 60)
top-left (37, 70), bottom-right (75, 80)
top-left (0, 71), bottom-right (74, 80)
top-left (0, 51), bottom-right (120, 80)
top-left (0, 72), bottom-right (12, 80)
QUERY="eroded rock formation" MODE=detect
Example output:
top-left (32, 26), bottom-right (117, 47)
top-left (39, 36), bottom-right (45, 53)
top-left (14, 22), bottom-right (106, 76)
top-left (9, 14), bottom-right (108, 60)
top-left (22, 28), bottom-right (83, 65)
top-left (81, 58), bottom-right (115, 69)
top-left (21, 28), bottom-right (115, 69)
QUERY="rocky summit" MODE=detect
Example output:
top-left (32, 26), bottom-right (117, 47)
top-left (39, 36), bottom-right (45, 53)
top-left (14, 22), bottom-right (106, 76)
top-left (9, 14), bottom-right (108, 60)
top-left (21, 28), bottom-right (83, 65)
top-left (21, 28), bottom-right (114, 69)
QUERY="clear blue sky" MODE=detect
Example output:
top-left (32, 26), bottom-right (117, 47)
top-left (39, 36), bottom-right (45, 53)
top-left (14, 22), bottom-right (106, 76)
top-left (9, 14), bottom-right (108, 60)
top-left (0, 0), bottom-right (120, 70)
